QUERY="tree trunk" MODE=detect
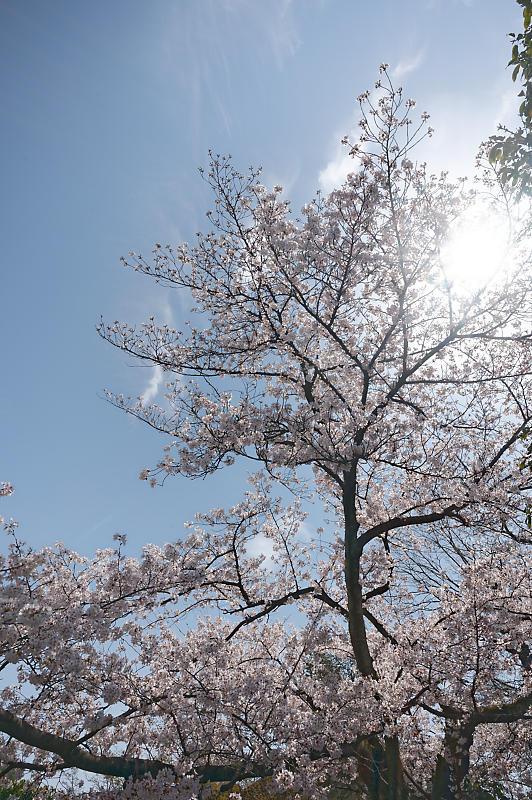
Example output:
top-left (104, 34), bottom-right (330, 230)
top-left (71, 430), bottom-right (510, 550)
top-left (430, 722), bottom-right (475, 800)
top-left (343, 469), bottom-right (377, 679)
top-left (355, 736), bottom-right (410, 800)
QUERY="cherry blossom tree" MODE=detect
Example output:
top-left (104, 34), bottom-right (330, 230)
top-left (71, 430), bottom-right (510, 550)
top-left (1, 71), bottom-right (531, 800)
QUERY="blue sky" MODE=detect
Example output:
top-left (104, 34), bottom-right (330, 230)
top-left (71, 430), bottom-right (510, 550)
top-left (0, 0), bottom-right (523, 555)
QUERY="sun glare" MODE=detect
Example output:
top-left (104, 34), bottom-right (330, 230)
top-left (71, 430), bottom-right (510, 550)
top-left (440, 204), bottom-right (511, 291)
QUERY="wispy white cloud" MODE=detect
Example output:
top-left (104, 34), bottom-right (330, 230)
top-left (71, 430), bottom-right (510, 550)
top-left (414, 80), bottom-right (520, 179)
top-left (424, 0), bottom-right (474, 8)
top-left (492, 88), bottom-right (520, 130)
top-left (86, 513), bottom-right (114, 538)
top-left (391, 50), bottom-right (425, 81)
top-left (298, 519), bottom-right (313, 541)
top-left (245, 532), bottom-right (276, 567)
top-left (263, 162), bottom-right (302, 200)
top-left (160, 0), bottom-right (301, 143)
top-left (137, 293), bottom-right (175, 404)
top-left (218, 0), bottom-right (300, 69)
top-left (318, 145), bottom-right (354, 194)
top-left (141, 364), bottom-right (164, 404)
top-left (263, 0), bottom-right (301, 70)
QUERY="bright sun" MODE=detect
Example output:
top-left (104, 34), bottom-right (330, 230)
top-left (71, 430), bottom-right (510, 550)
top-left (440, 203), bottom-right (511, 291)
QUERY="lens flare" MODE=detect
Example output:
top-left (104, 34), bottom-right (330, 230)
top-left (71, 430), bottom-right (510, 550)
top-left (440, 204), bottom-right (510, 291)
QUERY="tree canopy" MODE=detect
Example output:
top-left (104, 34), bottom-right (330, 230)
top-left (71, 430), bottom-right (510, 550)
top-left (1, 73), bottom-right (531, 800)
top-left (489, 0), bottom-right (532, 195)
